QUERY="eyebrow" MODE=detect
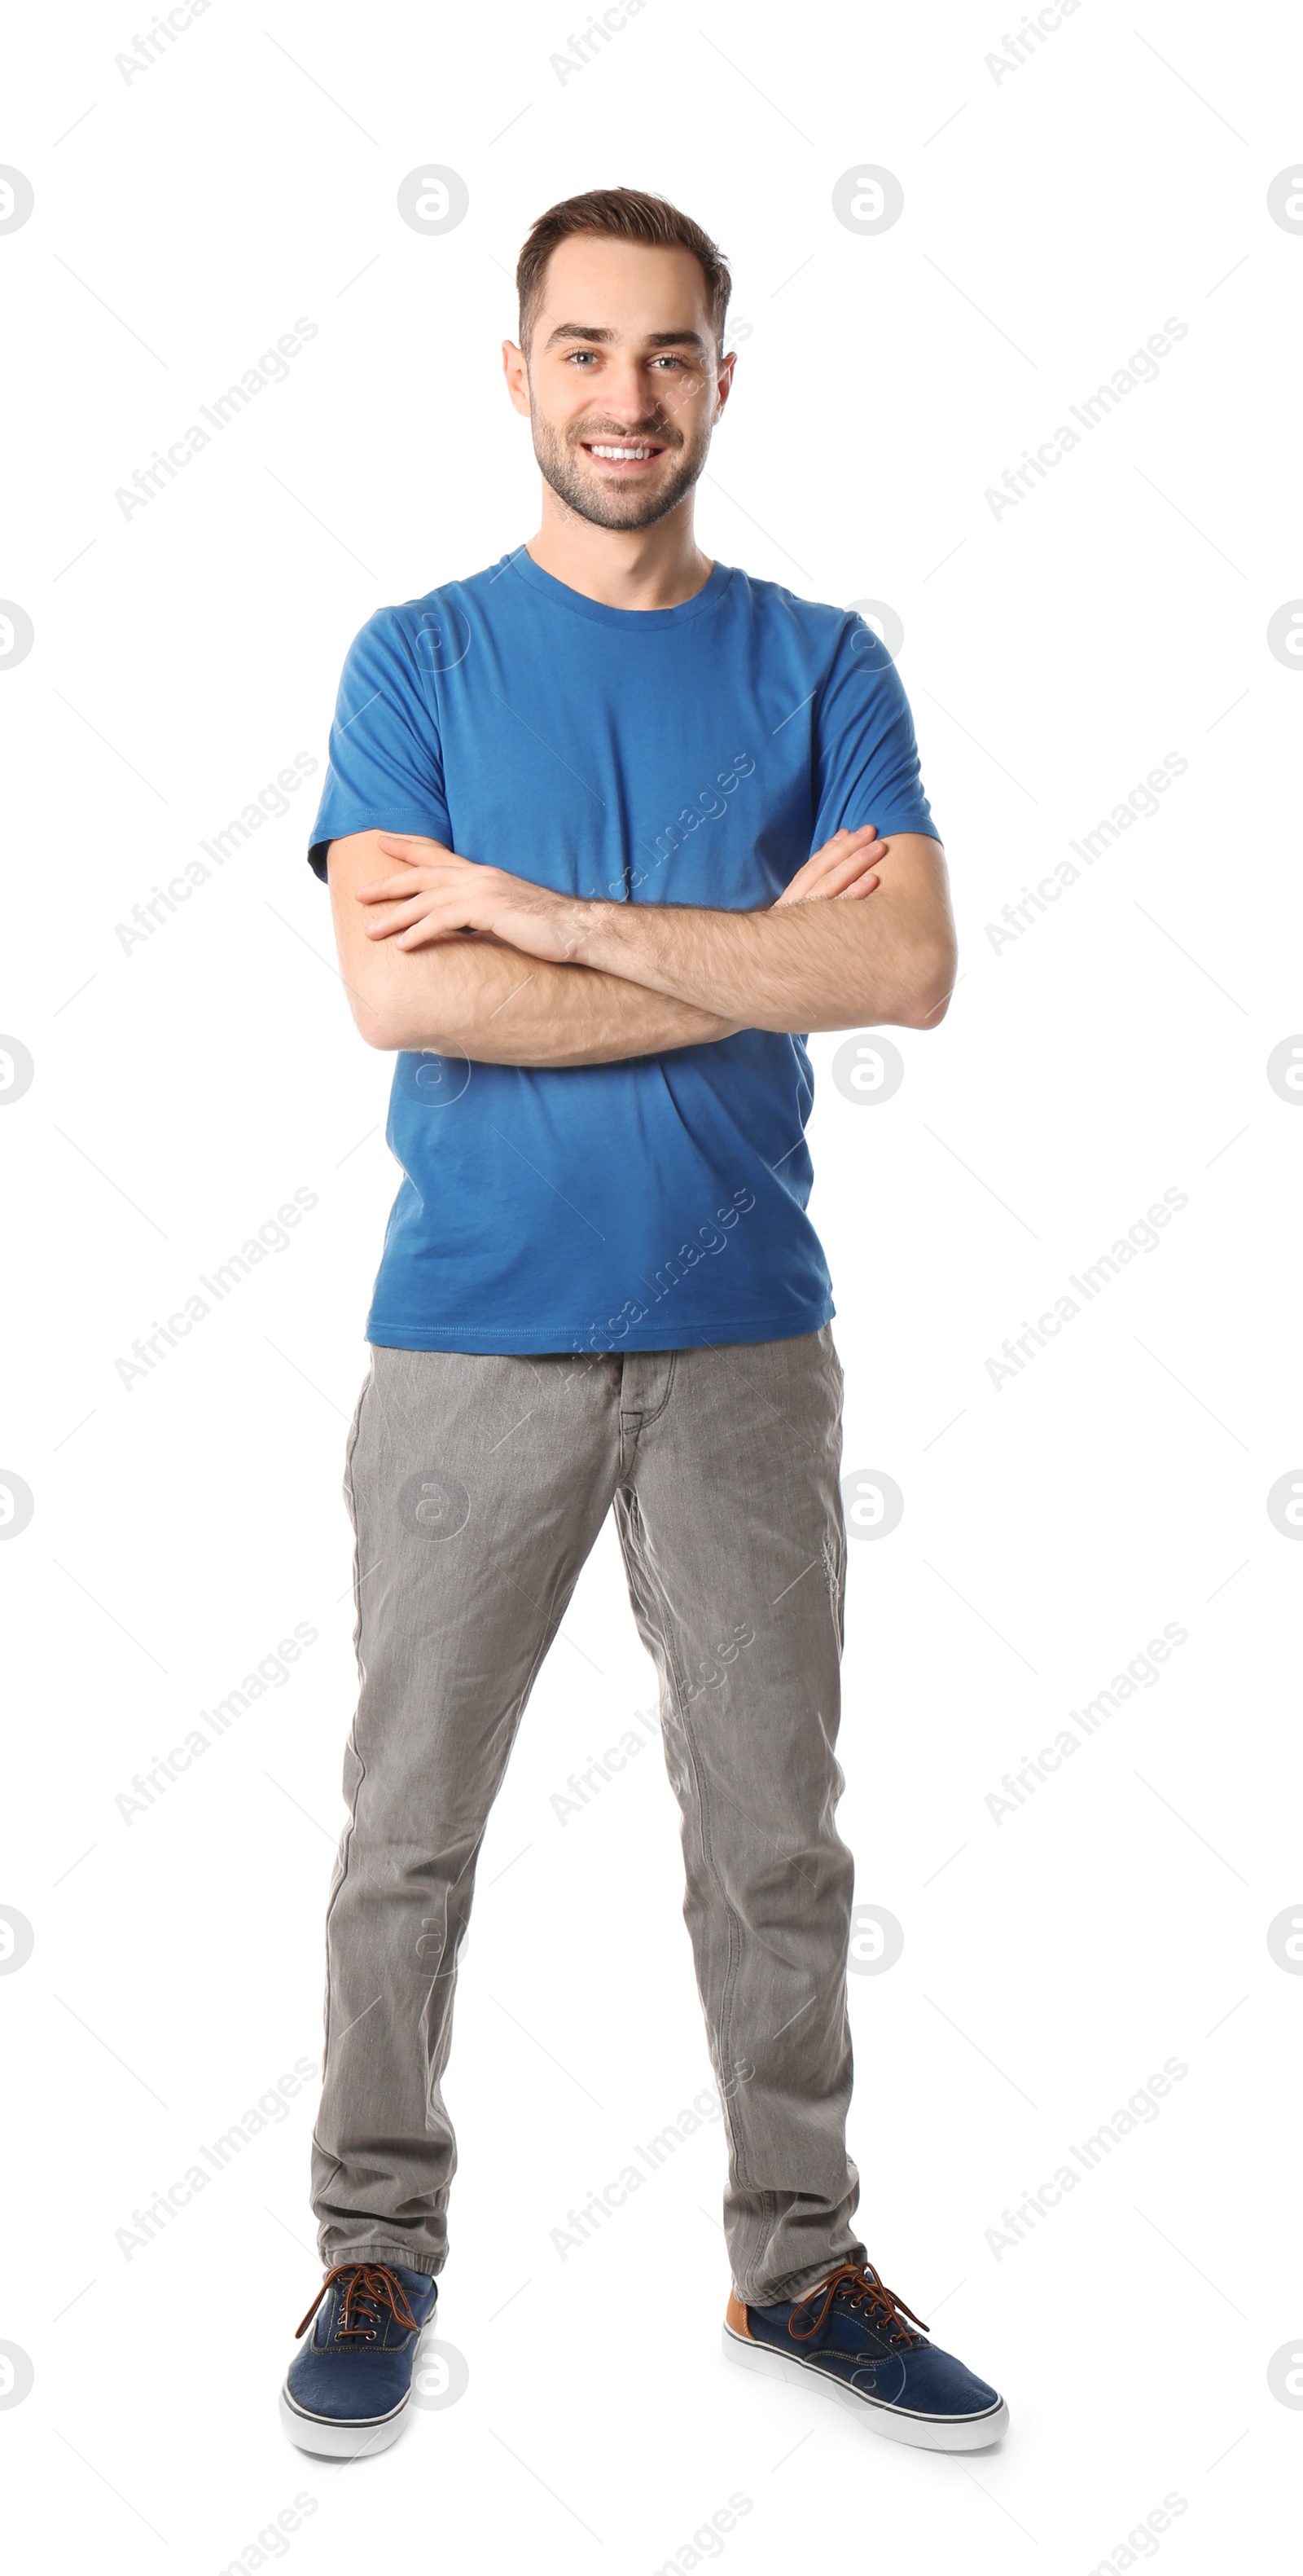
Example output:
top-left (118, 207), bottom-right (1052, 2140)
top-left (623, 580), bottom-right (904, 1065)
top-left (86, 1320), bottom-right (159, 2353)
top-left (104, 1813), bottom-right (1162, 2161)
top-left (542, 323), bottom-right (711, 355)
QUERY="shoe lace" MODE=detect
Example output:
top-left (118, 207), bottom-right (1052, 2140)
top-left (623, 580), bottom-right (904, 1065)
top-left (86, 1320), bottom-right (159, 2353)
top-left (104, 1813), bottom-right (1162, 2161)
top-left (788, 2261), bottom-right (929, 2351)
top-left (294, 2263), bottom-right (420, 2342)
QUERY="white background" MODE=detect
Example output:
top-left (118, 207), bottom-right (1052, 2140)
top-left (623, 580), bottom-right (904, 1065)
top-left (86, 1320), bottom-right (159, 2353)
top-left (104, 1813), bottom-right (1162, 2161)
top-left (2, 0), bottom-right (1301, 2568)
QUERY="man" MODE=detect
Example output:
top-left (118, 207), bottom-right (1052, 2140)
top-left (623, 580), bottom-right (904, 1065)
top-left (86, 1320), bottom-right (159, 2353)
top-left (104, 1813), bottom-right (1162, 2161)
top-left (280, 187), bottom-right (1007, 2460)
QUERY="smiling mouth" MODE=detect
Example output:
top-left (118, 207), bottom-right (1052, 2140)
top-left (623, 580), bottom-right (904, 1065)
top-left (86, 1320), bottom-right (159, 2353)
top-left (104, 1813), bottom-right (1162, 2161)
top-left (580, 439), bottom-right (668, 468)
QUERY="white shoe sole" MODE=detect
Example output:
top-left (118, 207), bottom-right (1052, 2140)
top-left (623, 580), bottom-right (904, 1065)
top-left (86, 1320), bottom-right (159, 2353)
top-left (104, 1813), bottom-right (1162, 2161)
top-left (722, 2324), bottom-right (1009, 2452)
top-left (279, 2384), bottom-right (409, 2460)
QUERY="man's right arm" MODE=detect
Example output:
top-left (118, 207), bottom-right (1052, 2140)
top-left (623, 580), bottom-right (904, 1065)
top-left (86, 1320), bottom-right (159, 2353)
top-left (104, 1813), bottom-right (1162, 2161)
top-left (326, 832), bottom-right (743, 1066)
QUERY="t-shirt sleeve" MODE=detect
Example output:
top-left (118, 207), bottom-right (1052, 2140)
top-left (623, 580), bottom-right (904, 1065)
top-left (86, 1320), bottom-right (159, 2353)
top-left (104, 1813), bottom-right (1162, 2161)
top-left (810, 615), bottom-right (940, 848)
top-left (306, 608), bottom-right (453, 881)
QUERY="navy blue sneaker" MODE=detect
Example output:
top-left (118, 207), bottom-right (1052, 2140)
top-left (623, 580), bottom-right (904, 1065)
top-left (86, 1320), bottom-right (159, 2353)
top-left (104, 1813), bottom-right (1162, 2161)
top-left (723, 2258), bottom-right (1008, 2451)
top-left (280, 2262), bottom-right (438, 2458)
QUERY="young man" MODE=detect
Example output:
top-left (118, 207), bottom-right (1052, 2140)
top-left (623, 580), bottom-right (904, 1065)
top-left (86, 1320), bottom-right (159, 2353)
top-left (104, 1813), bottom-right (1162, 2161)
top-left (281, 187), bottom-right (1007, 2460)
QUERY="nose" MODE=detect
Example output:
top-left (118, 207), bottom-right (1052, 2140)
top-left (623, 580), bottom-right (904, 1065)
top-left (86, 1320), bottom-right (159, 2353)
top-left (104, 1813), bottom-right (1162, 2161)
top-left (585, 358), bottom-right (666, 424)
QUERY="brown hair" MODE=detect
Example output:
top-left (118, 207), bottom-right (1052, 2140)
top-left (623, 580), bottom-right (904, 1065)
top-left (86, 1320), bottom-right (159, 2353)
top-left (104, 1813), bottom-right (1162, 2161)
top-left (515, 187), bottom-right (731, 355)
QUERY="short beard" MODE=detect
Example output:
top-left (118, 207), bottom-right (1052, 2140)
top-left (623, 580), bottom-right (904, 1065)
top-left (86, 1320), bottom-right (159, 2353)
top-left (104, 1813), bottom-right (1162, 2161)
top-left (529, 408), bottom-right (707, 532)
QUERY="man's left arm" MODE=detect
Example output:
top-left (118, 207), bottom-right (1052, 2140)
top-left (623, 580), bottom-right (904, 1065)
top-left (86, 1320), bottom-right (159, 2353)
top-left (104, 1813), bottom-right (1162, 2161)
top-left (567, 831), bottom-right (955, 1032)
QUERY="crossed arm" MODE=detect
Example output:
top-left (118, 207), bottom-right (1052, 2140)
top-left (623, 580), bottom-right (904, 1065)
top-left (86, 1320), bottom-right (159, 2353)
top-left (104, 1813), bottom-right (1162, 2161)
top-left (324, 824), bottom-right (956, 1068)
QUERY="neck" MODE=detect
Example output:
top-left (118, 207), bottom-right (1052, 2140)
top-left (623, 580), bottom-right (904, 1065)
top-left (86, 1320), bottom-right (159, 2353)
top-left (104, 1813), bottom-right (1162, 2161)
top-left (527, 487), bottom-right (713, 611)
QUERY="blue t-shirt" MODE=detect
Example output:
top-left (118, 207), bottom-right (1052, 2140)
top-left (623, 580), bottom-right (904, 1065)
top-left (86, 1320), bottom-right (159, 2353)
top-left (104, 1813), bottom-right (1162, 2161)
top-left (308, 548), bottom-right (937, 1354)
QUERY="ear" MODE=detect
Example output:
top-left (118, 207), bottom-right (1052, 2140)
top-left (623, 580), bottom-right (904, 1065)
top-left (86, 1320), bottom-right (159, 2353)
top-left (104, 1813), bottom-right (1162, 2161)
top-left (502, 339), bottom-right (532, 418)
top-left (713, 346), bottom-right (738, 424)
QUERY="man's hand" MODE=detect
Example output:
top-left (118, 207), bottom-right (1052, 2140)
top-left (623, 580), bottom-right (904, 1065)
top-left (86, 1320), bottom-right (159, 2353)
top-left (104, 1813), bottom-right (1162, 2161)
top-left (356, 822), bottom-right (884, 957)
top-left (358, 834), bottom-right (588, 961)
top-left (771, 824), bottom-right (884, 908)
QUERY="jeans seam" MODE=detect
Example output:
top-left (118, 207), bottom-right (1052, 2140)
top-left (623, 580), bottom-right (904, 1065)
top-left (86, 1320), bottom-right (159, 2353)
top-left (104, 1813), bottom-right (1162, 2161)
top-left (321, 1359), bottom-right (375, 2085)
top-left (623, 1492), bottom-right (756, 2245)
top-left (619, 1352), bottom-right (678, 1468)
top-left (822, 1530), bottom-right (846, 1658)
top-left (415, 1568), bottom-right (582, 2130)
top-left (635, 1350), bottom-right (678, 1429)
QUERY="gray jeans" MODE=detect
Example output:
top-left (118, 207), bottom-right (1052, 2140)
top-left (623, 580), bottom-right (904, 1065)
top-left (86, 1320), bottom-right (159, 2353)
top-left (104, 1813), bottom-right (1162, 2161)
top-left (311, 1327), bottom-right (869, 2306)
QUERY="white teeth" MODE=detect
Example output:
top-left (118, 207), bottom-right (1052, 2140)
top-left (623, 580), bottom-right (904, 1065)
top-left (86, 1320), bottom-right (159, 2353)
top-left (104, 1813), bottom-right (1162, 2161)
top-left (589, 444), bottom-right (654, 459)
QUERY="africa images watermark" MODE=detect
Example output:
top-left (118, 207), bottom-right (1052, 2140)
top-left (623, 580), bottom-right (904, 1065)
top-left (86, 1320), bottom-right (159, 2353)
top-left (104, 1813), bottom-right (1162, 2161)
top-left (1085, 2492), bottom-right (1190, 2576)
top-left (984, 1186), bottom-right (1188, 1391)
top-left (216, 2491), bottom-right (319, 2576)
top-left (113, 1187), bottom-right (318, 1391)
top-left (113, 1621), bottom-right (319, 1825)
top-left (551, 1699), bottom-right (662, 1823)
top-left (115, 2), bottom-right (216, 85)
top-left (550, 2082), bottom-right (732, 2257)
top-left (116, 753), bottom-right (319, 956)
top-left (652, 2493), bottom-right (755, 2576)
top-left (584, 1188), bottom-right (757, 1352)
top-left (550, 1), bottom-right (650, 85)
top-left (985, 751), bottom-right (1188, 956)
top-left (981, 1620), bottom-right (1189, 1825)
top-left (985, 2), bottom-right (1086, 86)
top-left (112, 2056), bottom-right (318, 2258)
top-left (113, 318), bottom-right (318, 522)
top-left (985, 315), bottom-right (1188, 521)
top-left (624, 749), bottom-right (758, 899)
top-left (982, 2055), bottom-right (1188, 2260)
top-left (550, 1640), bottom-right (757, 1823)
